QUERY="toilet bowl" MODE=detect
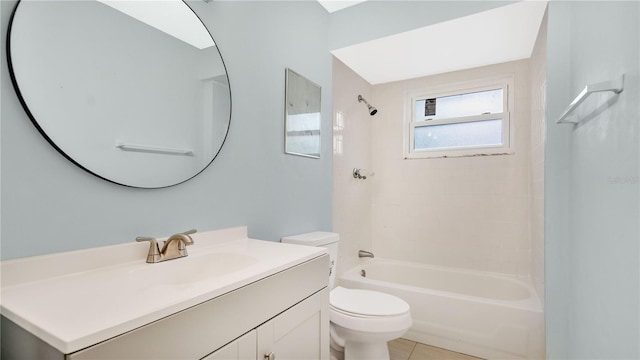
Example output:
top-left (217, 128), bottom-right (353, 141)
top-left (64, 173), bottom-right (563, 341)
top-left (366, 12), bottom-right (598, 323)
top-left (329, 286), bottom-right (412, 359)
top-left (281, 232), bottom-right (412, 360)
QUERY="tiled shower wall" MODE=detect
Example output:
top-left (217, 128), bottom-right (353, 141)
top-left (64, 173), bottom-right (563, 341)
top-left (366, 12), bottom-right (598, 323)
top-left (332, 57), bottom-right (545, 282)
top-left (370, 60), bottom-right (533, 277)
top-left (332, 58), bottom-right (374, 275)
top-left (529, 12), bottom-right (547, 305)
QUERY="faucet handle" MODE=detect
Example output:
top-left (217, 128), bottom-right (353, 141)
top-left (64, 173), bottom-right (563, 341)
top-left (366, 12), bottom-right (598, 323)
top-left (176, 229), bottom-right (196, 245)
top-left (136, 236), bottom-right (156, 243)
top-left (136, 236), bottom-right (161, 263)
top-left (181, 229), bottom-right (197, 242)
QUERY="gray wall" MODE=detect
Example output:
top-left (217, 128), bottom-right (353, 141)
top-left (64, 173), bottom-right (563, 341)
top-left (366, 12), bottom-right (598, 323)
top-left (0, 0), bottom-right (333, 259)
top-left (545, 1), bottom-right (639, 358)
top-left (1, 0), bottom-right (518, 261)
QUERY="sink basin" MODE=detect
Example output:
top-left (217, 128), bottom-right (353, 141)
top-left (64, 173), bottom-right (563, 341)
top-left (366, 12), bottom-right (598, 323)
top-left (173, 251), bottom-right (259, 284)
top-left (128, 251), bottom-right (259, 286)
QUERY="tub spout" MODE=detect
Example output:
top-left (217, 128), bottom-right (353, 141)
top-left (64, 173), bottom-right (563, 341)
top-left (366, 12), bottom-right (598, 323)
top-left (358, 250), bottom-right (374, 258)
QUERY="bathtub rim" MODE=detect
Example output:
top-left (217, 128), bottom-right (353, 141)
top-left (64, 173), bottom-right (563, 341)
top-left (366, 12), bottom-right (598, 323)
top-left (339, 258), bottom-right (543, 313)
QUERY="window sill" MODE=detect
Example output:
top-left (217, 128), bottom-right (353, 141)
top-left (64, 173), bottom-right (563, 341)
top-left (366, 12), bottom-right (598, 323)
top-left (404, 150), bottom-right (515, 159)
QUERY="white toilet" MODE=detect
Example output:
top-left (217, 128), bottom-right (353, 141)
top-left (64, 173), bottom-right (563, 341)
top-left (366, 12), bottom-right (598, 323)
top-left (281, 232), bottom-right (412, 360)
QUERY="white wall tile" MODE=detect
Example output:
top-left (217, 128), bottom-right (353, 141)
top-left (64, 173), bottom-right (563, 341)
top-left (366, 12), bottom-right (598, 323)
top-left (529, 12), bottom-right (547, 308)
top-left (332, 57), bottom-right (374, 276)
top-left (371, 60), bottom-right (534, 277)
top-left (334, 56), bottom-right (544, 285)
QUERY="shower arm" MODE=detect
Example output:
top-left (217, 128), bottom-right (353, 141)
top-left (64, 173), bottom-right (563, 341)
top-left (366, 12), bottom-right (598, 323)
top-left (357, 95), bottom-right (378, 116)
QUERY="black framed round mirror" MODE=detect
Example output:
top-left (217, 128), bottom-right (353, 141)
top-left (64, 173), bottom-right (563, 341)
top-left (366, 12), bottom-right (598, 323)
top-left (7, 0), bottom-right (231, 188)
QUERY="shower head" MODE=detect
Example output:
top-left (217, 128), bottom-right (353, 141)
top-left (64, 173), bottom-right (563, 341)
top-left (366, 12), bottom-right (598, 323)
top-left (358, 95), bottom-right (378, 116)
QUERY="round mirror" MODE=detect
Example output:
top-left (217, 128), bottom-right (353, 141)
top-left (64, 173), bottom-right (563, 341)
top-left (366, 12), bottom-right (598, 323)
top-left (7, 0), bottom-right (231, 188)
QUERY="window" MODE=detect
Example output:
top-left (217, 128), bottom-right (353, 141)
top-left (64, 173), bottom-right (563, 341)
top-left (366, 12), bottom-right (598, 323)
top-left (405, 76), bottom-right (513, 158)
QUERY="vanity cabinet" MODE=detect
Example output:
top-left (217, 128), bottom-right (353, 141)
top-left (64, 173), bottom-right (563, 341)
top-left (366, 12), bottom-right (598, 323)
top-left (204, 330), bottom-right (256, 360)
top-left (2, 254), bottom-right (329, 360)
top-left (256, 288), bottom-right (328, 360)
top-left (205, 287), bottom-right (328, 360)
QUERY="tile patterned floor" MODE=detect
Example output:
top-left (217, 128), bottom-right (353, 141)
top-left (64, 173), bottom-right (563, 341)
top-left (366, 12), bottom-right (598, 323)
top-left (388, 338), bottom-right (484, 360)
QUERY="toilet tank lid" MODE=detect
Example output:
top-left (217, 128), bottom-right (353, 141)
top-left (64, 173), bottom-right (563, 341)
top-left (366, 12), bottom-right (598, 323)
top-left (281, 231), bottom-right (339, 246)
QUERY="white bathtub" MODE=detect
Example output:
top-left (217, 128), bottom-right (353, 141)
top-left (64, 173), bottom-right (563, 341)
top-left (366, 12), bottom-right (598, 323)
top-left (339, 258), bottom-right (544, 360)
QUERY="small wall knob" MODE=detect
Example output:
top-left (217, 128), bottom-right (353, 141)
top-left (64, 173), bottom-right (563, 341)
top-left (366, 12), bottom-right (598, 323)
top-left (353, 168), bottom-right (373, 180)
top-left (264, 352), bottom-right (275, 360)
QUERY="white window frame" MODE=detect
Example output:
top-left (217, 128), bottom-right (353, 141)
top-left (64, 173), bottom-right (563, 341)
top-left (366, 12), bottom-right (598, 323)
top-left (404, 75), bottom-right (514, 159)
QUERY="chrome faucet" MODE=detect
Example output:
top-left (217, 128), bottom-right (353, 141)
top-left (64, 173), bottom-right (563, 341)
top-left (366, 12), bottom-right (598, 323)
top-left (136, 229), bottom-right (196, 263)
top-left (358, 250), bottom-right (374, 258)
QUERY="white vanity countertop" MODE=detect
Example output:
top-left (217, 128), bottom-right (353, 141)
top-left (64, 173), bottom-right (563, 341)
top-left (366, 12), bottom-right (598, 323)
top-left (0, 227), bottom-right (326, 354)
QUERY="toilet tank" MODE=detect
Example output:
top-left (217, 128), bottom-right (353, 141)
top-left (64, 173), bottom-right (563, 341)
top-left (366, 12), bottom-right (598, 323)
top-left (281, 232), bottom-right (339, 289)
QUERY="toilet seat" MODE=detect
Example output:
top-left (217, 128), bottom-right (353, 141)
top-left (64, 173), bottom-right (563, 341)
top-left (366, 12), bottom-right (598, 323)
top-left (329, 287), bottom-right (412, 333)
top-left (330, 286), bottom-right (409, 317)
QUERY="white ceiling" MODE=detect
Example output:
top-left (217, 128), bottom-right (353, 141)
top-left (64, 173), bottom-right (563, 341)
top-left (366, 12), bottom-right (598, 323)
top-left (98, 0), bottom-right (214, 49)
top-left (330, 1), bottom-right (548, 85)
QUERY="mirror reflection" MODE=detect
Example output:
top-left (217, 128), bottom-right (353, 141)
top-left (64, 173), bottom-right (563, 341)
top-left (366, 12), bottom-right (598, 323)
top-left (8, 0), bottom-right (231, 188)
top-left (285, 68), bottom-right (321, 158)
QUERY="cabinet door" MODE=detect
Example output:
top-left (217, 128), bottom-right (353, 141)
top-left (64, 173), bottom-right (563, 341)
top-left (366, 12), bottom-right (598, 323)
top-left (257, 289), bottom-right (329, 360)
top-left (202, 330), bottom-right (256, 360)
